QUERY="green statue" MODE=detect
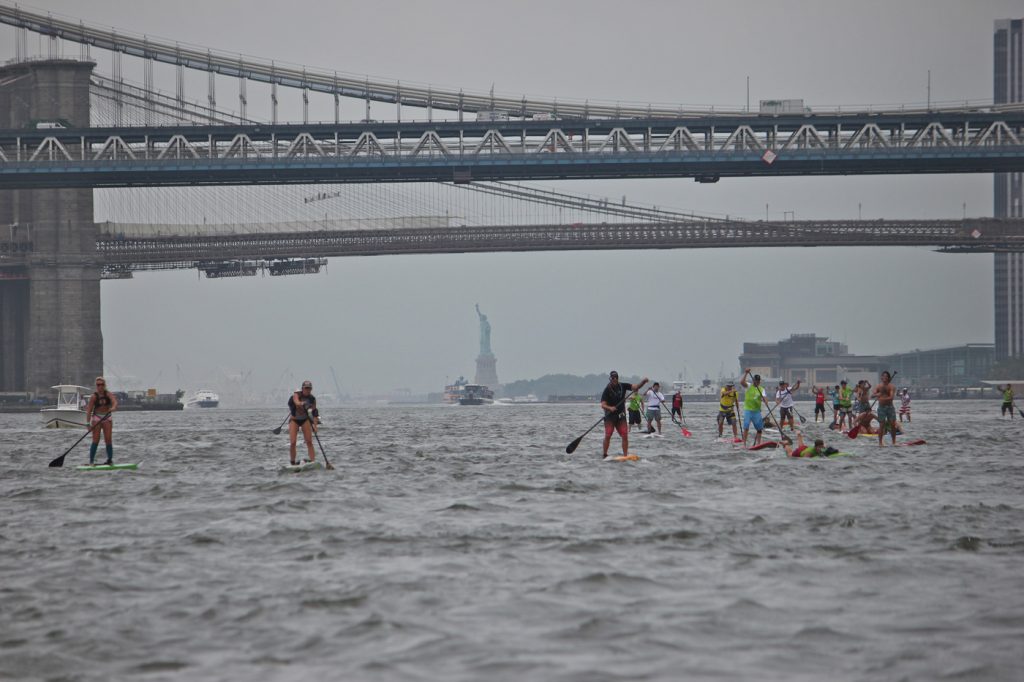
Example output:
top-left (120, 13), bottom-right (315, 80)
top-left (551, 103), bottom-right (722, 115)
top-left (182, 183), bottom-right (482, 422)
top-left (476, 303), bottom-right (492, 356)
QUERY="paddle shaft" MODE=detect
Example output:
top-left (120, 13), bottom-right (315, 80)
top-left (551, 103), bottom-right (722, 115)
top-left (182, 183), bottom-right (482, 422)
top-left (312, 427), bottom-right (334, 470)
top-left (48, 413), bottom-right (111, 468)
top-left (272, 414), bottom-right (290, 434)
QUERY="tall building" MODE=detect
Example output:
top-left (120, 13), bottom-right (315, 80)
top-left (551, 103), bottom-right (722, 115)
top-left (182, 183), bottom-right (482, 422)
top-left (994, 19), bottom-right (1023, 360)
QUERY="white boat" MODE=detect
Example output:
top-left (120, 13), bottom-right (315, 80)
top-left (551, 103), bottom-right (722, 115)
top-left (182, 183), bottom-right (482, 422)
top-left (40, 384), bottom-right (90, 429)
top-left (183, 389), bottom-right (220, 408)
top-left (495, 394), bottom-right (540, 405)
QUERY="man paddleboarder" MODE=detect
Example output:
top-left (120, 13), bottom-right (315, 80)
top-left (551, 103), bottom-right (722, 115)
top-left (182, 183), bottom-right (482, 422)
top-left (600, 371), bottom-right (648, 459)
top-left (739, 369), bottom-right (766, 447)
top-left (873, 371), bottom-right (898, 446)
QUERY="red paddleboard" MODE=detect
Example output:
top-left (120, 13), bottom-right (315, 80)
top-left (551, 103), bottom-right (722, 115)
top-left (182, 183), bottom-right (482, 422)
top-left (747, 440), bottom-right (781, 451)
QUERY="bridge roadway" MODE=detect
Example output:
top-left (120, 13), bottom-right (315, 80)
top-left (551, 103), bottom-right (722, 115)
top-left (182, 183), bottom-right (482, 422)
top-left (89, 218), bottom-right (1024, 273)
top-left (2, 108), bottom-right (1023, 188)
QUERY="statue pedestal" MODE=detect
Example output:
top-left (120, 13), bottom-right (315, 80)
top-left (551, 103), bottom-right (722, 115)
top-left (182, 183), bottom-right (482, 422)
top-left (475, 353), bottom-right (499, 388)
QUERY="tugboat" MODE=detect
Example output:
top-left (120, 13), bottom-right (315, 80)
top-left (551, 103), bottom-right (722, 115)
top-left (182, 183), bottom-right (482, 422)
top-left (458, 384), bottom-right (494, 405)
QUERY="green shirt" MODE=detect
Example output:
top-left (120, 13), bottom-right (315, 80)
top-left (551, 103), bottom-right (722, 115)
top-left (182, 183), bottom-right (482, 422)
top-left (628, 394), bottom-right (643, 411)
top-left (1003, 388), bottom-right (1014, 403)
top-left (744, 384), bottom-right (763, 411)
top-left (839, 386), bottom-right (853, 408)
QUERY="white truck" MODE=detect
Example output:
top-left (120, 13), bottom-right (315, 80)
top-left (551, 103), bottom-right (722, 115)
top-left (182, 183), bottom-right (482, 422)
top-left (759, 99), bottom-right (809, 115)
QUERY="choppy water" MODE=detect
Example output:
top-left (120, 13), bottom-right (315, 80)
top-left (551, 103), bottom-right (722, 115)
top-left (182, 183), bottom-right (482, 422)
top-left (2, 400), bottom-right (1023, 681)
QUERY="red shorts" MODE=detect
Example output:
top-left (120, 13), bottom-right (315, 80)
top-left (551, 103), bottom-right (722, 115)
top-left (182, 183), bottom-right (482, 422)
top-left (604, 419), bottom-right (627, 438)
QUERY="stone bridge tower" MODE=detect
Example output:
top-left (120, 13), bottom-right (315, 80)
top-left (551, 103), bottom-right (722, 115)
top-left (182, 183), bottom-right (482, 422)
top-left (0, 60), bottom-right (102, 394)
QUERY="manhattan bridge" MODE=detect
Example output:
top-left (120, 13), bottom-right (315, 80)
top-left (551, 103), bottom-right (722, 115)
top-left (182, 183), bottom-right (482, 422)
top-left (0, 4), bottom-right (1022, 393)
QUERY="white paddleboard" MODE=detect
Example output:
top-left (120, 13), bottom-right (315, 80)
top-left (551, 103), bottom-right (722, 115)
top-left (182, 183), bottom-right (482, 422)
top-left (279, 460), bottom-right (323, 473)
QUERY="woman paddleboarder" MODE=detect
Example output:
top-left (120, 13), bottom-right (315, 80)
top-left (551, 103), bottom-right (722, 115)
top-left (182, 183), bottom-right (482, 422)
top-left (288, 380), bottom-right (320, 466)
top-left (85, 377), bottom-right (118, 465)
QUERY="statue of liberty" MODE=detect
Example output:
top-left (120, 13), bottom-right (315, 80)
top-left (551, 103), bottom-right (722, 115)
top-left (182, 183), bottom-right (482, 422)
top-left (475, 303), bottom-right (492, 356)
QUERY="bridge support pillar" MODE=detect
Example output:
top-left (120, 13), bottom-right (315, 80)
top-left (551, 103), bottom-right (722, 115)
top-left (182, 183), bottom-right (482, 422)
top-left (994, 19), bottom-right (1024, 361)
top-left (0, 60), bottom-right (101, 394)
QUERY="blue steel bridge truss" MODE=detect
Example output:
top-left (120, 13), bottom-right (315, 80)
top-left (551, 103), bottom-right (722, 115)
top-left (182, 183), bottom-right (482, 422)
top-left (1, 111), bottom-right (1023, 189)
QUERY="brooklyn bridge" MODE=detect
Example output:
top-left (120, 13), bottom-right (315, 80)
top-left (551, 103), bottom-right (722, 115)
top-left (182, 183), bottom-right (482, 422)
top-left (0, 3), bottom-right (1022, 393)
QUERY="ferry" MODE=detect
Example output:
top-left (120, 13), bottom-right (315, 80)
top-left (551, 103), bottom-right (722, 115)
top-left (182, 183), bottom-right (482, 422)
top-left (444, 376), bottom-right (469, 404)
top-left (40, 384), bottom-right (90, 429)
top-left (183, 389), bottom-right (220, 408)
top-left (458, 384), bottom-right (494, 405)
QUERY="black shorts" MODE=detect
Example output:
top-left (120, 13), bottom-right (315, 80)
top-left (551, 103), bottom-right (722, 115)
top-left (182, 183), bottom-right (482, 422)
top-left (814, 404), bottom-right (826, 415)
top-left (779, 406), bottom-right (794, 420)
top-left (628, 409), bottom-right (642, 425)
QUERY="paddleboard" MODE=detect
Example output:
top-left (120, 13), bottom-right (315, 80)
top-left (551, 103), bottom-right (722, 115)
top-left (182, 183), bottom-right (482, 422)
top-left (714, 437), bottom-right (744, 444)
top-left (640, 433), bottom-right (665, 439)
top-left (77, 463), bottom-right (138, 471)
top-left (895, 439), bottom-right (926, 447)
top-left (279, 460), bottom-right (323, 473)
top-left (792, 451), bottom-right (852, 459)
top-left (604, 454), bottom-right (640, 462)
top-left (747, 440), bottom-right (782, 451)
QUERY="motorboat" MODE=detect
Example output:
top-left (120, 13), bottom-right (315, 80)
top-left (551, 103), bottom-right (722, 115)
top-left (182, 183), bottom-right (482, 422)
top-left (40, 384), bottom-right (90, 429)
top-left (184, 389), bottom-right (220, 408)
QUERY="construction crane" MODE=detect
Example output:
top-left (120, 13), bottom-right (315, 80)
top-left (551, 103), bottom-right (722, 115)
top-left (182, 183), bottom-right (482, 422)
top-left (330, 366), bottom-right (343, 402)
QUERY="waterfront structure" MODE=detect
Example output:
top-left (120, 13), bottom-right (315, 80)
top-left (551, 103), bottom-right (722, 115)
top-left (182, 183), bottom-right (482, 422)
top-left (738, 333), bottom-right (994, 389)
top-left (995, 18), bottom-right (1024, 360)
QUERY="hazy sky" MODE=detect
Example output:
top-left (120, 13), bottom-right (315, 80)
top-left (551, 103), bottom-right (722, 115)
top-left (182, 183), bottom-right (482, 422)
top-left (5, 0), bottom-right (1021, 398)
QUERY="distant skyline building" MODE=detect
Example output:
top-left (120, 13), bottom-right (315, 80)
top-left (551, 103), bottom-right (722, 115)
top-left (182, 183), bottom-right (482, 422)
top-left (738, 333), bottom-right (994, 390)
top-left (994, 18), bottom-right (1023, 360)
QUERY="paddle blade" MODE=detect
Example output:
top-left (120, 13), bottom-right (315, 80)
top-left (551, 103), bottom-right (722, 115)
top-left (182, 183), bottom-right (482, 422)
top-left (48, 454), bottom-right (66, 468)
top-left (847, 426), bottom-right (861, 439)
top-left (272, 427), bottom-right (283, 435)
top-left (325, 461), bottom-right (335, 470)
top-left (680, 427), bottom-right (692, 437)
top-left (565, 436), bottom-right (584, 454)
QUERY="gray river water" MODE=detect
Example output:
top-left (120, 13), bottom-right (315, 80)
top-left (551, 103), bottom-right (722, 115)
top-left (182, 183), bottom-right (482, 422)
top-left (1, 400), bottom-right (1022, 681)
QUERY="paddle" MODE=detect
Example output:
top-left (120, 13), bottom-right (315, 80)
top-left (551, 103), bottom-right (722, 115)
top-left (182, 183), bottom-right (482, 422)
top-left (49, 413), bottom-right (111, 468)
top-left (668, 404), bottom-right (693, 437)
top-left (272, 414), bottom-right (290, 435)
top-left (847, 371), bottom-right (897, 439)
top-left (565, 384), bottom-right (640, 454)
top-left (312, 426), bottom-right (335, 470)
